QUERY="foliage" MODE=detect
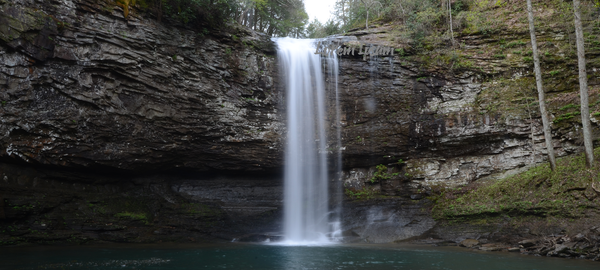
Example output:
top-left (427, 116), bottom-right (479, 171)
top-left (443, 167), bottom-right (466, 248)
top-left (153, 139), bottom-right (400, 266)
top-left (115, 211), bottom-right (148, 220)
top-left (305, 19), bottom-right (341, 38)
top-left (432, 147), bottom-right (600, 220)
top-left (236, 0), bottom-right (308, 37)
top-left (370, 164), bottom-right (391, 183)
top-left (553, 111), bottom-right (581, 124)
top-left (116, 0), bottom-right (136, 18)
top-left (332, 0), bottom-right (470, 37)
top-left (345, 187), bottom-right (379, 200)
top-left (114, 0), bottom-right (307, 36)
top-left (558, 104), bottom-right (578, 111)
top-left (139, 0), bottom-right (235, 26)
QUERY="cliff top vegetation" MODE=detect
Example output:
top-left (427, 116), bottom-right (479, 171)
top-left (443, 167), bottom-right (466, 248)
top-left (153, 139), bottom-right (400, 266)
top-left (111, 0), bottom-right (309, 37)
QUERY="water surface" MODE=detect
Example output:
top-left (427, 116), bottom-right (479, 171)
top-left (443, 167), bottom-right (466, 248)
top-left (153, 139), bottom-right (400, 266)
top-left (2, 243), bottom-right (597, 270)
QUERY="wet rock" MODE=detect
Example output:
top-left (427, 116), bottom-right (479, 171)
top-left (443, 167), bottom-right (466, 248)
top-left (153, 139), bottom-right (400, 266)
top-left (479, 243), bottom-right (502, 251)
top-left (341, 199), bottom-right (436, 243)
top-left (518, 239), bottom-right (537, 248)
top-left (508, 247), bottom-right (520, 252)
top-left (539, 246), bottom-right (552, 256)
top-left (410, 194), bottom-right (423, 200)
top-left (460, 239), bottom-right (479, 248)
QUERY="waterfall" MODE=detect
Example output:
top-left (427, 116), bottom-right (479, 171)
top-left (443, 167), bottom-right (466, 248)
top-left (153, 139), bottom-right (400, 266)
top-left (275, 38), bottom-right (340, 244)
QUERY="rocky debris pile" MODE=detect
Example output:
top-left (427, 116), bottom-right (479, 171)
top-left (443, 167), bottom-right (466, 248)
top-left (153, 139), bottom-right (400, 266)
top-left (516, 232), bottom-right (600, 260)
top-left (452, 227), bottom-right (600, 261)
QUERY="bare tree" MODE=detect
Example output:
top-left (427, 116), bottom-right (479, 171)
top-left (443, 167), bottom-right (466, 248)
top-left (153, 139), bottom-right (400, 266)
top-left (527, 0), bottom-right (557, 170)
top-left (573, 0), bottom-right (595, 167)
top-left (447, 0), bottom-right (455, 45)
top-left (360, 0), bottom-right (382, 30)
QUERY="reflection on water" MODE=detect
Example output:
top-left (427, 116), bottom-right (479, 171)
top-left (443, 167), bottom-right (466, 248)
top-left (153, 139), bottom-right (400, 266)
top-left (1, 243), bottom-right (598, 270)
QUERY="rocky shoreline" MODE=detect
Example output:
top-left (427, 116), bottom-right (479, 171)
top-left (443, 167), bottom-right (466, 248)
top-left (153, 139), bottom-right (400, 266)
top-left (411, 215), bottom-right (600, 262)
top-left (416, 233), bottom-right (600, 261)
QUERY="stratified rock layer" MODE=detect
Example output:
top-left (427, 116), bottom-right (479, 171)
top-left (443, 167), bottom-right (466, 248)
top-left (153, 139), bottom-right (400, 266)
top-left (1, 0), bottom-right (600, 248)
top-left (1, 0), bottom-right (282, 173)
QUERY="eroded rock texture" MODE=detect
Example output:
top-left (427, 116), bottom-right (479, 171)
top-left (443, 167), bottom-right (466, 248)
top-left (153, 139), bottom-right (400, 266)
top-left (1, 0), bottom-right (599, 246)
top-left (0, 0), bottom-right (281, 173)
top-left (0, 0), bottom-right (284, 244)
top-left (334, 42), bottom-right (595, 192)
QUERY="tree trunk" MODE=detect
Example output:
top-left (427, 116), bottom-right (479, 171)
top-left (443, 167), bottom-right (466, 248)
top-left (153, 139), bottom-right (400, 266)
top-left (342, 0), bottom-right (347, 27)
top-left (573, 0), bottom-right (595, 167)
top-left (527, 0), bottom-right (557, 170)
top-left (366, 10), bottom-right (369, 30)
top-left (448, 0), bottom-right (454, 45)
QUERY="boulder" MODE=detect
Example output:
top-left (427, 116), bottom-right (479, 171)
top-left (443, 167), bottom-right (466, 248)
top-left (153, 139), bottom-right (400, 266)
top-left (459, 239), bottom-right (479, 248)
top-left (518, 239), bottom-right (537, 248)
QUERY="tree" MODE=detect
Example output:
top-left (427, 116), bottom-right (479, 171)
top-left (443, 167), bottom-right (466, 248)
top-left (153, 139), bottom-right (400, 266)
top-left (445, 0), bottom-right (455, 45)
top-left (573, 0), bottom-right (594, 167)
top-left (236, 0), bottom-right (308, 37)
top-left (305, 19), bottom-right (340, 38)
top-left (360, 0), bottom-right (382, 30)
top-left (526, 0), bottom-right (557, 170)
top-left (333, 0), bottom-right (349, 27)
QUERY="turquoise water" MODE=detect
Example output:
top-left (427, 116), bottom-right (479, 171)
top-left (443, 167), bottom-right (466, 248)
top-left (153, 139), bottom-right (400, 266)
top-left (1, 243), bottom-right (598, 269)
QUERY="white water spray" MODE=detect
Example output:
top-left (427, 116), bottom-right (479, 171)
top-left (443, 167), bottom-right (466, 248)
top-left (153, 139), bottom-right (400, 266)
top-left (275, 38), bottom-right (340, 244)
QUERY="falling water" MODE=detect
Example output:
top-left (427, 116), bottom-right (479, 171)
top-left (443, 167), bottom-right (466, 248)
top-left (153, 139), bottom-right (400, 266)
top-left (325, 40), bottom-right (343, 242)
top-left (275, 38), bottom-right (340, 244)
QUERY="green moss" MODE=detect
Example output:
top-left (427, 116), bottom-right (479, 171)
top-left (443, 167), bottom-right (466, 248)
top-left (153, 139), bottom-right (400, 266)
top-left (553, 111), bottom-right (581, 124)
top-left (345, 187), bottom-right (379, 200)
top-left (181, 203), bottom-right (220, 216)
top-left (115, 212), bottom-right (147, 220)
top-left (558, 104), bottom-right (578, 111)
top-left (506, 40), bottom-right (527, 48)
top-left (432, 147), bottom-right (600, 220)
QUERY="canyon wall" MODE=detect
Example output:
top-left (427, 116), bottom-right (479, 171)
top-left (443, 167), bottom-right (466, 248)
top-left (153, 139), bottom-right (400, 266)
top-left (0, 0), bottom-right (284, 244)
top-left (1, 0), bottom-right (599, 244)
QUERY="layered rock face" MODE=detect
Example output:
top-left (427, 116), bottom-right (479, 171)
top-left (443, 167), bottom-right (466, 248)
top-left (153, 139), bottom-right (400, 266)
top-left (0, 0), bottom-right (282, 173)
top-left (328, 32), bottom-right (599, 242)
top-left (1, 0), bottom-right (599, 245)
top-left (0, 0), bottom-right (284, 244)
top-left (335, 49), bottom-right (588, 191)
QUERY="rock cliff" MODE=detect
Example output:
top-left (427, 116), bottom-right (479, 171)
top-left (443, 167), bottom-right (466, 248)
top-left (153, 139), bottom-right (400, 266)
top-left (1, 0), bottom-right (599, 246)
top-left (1, 0), bottom-right (282, 173)
top-left (0, 0), bottom-right (284, 244)
top-left (336, 28), bottom-right (599, 192)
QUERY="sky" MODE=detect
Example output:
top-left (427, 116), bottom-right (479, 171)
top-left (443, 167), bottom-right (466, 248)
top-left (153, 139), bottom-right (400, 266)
top-left (304, 0), bottom-right (337, 23)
